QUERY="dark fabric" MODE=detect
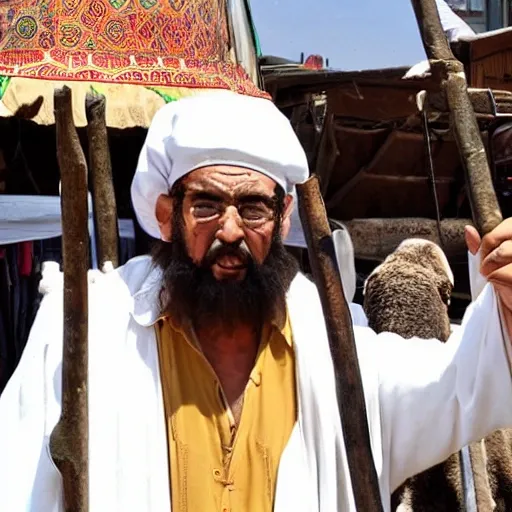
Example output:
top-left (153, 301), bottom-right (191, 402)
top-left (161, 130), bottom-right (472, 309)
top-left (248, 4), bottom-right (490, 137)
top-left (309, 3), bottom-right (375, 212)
top-left (0, 237), bottom-right (61, 395)
top-left (16, 276), bottom-right (29, 364)
top-left (6, 245), bottom-right (20, 361)
top-left (40, 237), bottom-right (62, 265)
top-left (119, 235), bottom-right (136, 266)
top-left (0, 252), bottom-right (12, 394)
top-left (0, 253), bottom-right (10, 392)
top-left (0, 303), bottom-right (8, 392)
top-left (18, 242), bottom-right (33, 277)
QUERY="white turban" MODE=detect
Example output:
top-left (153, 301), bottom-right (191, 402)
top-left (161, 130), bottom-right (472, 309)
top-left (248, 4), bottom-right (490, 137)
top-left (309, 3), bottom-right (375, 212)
top-left (131, 90), bottom-right (309, 239)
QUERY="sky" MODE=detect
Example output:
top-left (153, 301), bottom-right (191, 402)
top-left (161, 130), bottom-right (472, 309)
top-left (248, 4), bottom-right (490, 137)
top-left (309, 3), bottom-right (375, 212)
top-left (250, 0), bottom-right (429, 71)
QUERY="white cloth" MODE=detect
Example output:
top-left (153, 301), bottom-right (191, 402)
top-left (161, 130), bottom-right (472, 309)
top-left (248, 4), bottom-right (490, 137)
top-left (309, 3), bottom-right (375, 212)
top-left (283, 188), bottom-right (306, 248)
top-left (285, 204), bottom-right (357, 304)
top-left (404, 0), bottom-right (475, 79)
top-left (131, 91), bottom-right (309, 239)
top-left (0, 195), bottom-right (92, 245)
top-left (1, 256), bottom-right (511, 511)
top-left (436, 0), bottom-right (475, 42)
top-left (333, 227), bottom-right (357, 304)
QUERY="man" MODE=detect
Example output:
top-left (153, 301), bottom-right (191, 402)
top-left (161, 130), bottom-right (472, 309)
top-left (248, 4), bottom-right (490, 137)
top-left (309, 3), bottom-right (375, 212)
top-left (1, 90), bottom-right (512, 512)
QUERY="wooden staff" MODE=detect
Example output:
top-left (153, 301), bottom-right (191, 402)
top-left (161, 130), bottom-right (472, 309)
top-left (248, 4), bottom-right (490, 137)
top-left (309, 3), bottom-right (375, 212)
top-left (86, 93), bottom-right (119, 271)
top-left (297, 175), bottom-right (384, 511)
top-left (410, 0), bottom-right (503, 235)
top-left (411, 2), bottom-right (503, 508)
top-left (49, 86), bottom-right (89, 512)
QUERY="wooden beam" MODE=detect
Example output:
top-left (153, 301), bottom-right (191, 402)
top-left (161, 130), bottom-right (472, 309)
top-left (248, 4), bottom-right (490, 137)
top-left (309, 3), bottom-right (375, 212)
top-left (344, 217), bottom-right (472, 261)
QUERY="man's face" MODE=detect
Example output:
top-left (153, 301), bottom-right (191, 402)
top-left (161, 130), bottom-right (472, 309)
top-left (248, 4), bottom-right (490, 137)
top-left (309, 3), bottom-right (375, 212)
top-left (179, 165), bottom-right (286, 281)
top-left (152, 166), bottom-right (298, 327)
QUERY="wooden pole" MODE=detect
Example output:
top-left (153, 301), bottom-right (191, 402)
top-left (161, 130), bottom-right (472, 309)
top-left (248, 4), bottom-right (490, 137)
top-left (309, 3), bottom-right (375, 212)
top-left (49, 86), bottom-right (89, 512)
top-left (86, 93), bottom-right (119, 271)
top-left (297, 175), bottom-right (384, 511)
top-left (411, 2), bottom-right (502, 509)
top-left (410, 0), bottom-right (503, 235)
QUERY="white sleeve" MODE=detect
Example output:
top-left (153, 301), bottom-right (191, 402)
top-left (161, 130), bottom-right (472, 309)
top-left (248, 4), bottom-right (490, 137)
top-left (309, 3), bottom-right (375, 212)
top-left (375, 283), bottom-right (512, 492)
top-left (0, 290), bottom-right (64, 512)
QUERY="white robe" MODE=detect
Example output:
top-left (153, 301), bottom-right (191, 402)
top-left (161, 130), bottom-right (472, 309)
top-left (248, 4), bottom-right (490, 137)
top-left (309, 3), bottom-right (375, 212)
top-left (0, 255), bottom-right (511, 512)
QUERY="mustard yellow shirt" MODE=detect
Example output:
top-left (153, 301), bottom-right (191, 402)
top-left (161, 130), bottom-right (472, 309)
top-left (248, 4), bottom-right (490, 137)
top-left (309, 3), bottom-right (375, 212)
top-left (155, 314), bottom-right (296, 512)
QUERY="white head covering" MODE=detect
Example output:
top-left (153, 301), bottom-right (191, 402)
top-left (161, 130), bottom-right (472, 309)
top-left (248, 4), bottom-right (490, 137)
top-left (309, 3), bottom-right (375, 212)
top-left (131, 90), bottom-right (309, 239)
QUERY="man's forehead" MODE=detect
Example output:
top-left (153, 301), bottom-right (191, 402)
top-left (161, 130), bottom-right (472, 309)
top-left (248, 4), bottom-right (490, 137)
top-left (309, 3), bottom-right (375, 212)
top-left (183, 166), bottom-right (278, 196)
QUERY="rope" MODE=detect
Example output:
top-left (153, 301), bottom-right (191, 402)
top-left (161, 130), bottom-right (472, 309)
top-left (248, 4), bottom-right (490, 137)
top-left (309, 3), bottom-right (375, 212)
top-left (421, 108), bottom-right (445, 249)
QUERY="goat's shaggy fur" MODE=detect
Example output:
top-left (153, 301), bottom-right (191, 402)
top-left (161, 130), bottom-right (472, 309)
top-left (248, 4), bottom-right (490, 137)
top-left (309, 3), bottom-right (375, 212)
top-left (363, 240), bottom-right (464, 511)
top-left (363, 239), bottom-right (453, 342)
top-left (364, 238), bottom-right (512, 511)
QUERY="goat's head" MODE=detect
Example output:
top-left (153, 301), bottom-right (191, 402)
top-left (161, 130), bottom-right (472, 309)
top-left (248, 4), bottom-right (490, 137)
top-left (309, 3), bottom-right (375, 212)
top-left (363, 239), bottom-right (454, 342)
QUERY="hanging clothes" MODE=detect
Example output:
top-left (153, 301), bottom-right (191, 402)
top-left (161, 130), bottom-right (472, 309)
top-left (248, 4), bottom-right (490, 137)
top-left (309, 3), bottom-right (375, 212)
top-left (0, 237), bottom-right (63, 394)
top-left (0, 194), bottom-right (141, 394)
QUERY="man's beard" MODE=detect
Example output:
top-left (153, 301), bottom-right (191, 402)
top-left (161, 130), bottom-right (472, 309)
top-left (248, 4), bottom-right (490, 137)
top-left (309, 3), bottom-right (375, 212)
top-left (151, 214), bottom-right (299, 331)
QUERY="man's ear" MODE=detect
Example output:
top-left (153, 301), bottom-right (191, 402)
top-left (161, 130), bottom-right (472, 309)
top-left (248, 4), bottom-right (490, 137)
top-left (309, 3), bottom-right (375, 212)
top-left (155, 194), bottom-right (173, 241)
top-left (280, 194), bottom-right (294, 240)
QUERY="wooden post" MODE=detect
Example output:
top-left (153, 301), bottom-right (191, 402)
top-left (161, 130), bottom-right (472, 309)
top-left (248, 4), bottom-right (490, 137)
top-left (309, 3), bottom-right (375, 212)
top-left (410, 0), bottom-right (503, 235)
top-left (297, 175), bottom-right (384, 511)
top-left (86, 93), bottom-right (119, 271)
top-left (49, 86), bottom-right (89, 512)
top-left (411, 2), bottom-right (502, 509)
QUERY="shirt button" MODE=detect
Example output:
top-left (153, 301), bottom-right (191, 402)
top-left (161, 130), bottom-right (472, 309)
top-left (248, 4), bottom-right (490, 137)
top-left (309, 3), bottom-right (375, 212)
top-left (213, 468), bottom-right (222, 480)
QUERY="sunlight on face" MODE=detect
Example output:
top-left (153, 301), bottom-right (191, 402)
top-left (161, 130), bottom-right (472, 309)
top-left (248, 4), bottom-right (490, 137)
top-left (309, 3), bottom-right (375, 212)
top-left (180, 165), bottom-right (281, 281)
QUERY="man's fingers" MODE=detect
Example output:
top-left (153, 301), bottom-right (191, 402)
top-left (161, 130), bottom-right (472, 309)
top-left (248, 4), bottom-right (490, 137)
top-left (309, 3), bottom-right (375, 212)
top-left (480, 218), bottom-right (512, 260)
top-left (465, 225), bottom-right (481, 256)
top-left (487, 262), bottom-right (512, 310)
top-left (481, 240), bottom-right (512, 277)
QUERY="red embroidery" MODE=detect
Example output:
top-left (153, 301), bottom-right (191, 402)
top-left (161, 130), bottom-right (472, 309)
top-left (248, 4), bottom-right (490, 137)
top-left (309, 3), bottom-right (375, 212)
top-left (0, 0), bottom-right (268, 98)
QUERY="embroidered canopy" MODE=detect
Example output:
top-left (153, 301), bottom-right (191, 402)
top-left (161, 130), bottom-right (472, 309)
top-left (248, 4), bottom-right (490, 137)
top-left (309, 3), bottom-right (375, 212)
top-left (0, 0), bottom-right (265, 127)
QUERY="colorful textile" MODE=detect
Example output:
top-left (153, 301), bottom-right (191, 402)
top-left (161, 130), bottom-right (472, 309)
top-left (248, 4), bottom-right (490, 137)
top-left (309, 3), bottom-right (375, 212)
top-left (0, 0), bottom-right (265, 97)
top-left (0, 76), bottom-right (213, 127)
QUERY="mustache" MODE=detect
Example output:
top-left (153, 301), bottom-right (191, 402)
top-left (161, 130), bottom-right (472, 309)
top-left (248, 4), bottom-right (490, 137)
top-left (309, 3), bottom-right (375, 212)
top-left (203, 239), bottom-right (253, 267)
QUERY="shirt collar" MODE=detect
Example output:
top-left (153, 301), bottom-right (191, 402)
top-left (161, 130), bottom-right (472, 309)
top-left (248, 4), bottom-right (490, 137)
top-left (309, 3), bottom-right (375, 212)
top-left (155, 298), bottom-right (292, 349)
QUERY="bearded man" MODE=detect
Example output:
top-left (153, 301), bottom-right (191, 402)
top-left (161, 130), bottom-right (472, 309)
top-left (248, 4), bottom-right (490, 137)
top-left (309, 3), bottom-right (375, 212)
top-left (2, 91), bottom-right (512, 512)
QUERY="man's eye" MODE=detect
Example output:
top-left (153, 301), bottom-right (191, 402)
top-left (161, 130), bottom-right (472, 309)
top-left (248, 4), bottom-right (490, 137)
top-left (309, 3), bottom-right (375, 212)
top-left (239, 204), bottom-right (271, 221)
top-left (192, 203), bottom-right (220, 218)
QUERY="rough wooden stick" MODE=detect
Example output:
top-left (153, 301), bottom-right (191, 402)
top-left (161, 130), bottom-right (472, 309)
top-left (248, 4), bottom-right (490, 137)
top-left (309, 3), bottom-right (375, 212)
top-left (86, 93), bottom-right (119, 271)
top-left (410, 0), bottom-right (503, 235)
top-left (49, 86), bottom-right (89, 512)
top-left (411, 2), bottom-right (502, 509)
top-left (297, 175), bottom-right (384, 511)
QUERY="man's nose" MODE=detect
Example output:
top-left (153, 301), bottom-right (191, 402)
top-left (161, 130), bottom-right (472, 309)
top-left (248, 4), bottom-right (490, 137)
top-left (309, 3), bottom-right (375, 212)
top-left (217, 206), bottom-right (245, 245)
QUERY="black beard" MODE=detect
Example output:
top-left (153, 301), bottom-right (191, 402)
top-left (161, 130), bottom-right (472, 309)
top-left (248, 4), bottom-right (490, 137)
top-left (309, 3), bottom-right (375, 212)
top-left (151, 214), bottom-right (299, 332)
